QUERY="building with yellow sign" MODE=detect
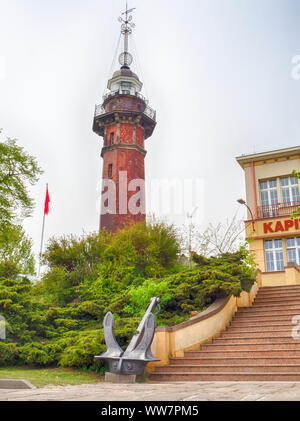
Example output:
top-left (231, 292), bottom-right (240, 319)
top-left (236, 146), bottom-right (300, 286)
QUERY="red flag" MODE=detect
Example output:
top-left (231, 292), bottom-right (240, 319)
top-left (44, 186), bottom-right (50, 215)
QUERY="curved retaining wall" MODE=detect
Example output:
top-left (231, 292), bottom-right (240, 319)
top-left (147, 272), bottom-right (261, 373)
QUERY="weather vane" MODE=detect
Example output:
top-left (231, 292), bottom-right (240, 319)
top-left (118, 2), bottom-right (136, 68)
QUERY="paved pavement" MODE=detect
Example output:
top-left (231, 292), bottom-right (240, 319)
top-left (1, 381), bottom-right (300, 401)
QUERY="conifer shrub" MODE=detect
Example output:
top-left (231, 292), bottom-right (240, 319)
top-left (0, 342), bottom-right (19, 365)
top-left (0, 223), bottom-right (256, 369)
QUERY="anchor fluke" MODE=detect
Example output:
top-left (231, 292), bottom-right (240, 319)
top-left (95, 312), bottom-right (123, 359)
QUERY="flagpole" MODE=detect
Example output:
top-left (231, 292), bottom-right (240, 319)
top-left (38, 183), bottom-right (48, 278)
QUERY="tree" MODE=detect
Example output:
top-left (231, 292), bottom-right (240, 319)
top-left (39, 221), bottom-right (181, 305)
top-left (179, 213), bottom-right (245, 258)
top-left (0, 223), bottom-right (35, 275)
top-left (0, 130), bottom-right (42, 226)
top-left (291, 170), bottom-right (300, 218)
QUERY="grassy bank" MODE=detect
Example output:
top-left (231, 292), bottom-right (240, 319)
top-left (0, 366), bottom-right (103, 388)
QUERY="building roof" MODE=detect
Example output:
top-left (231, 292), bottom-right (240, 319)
top-left (111, 68), bottom-right (140, 81)
top-left (236, 146), bottom-right (300, 168)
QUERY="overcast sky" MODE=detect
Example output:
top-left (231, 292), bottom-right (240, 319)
top-left (0, 0), bottom-right (300, 261)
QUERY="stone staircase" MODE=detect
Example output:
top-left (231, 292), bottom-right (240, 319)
top-left (150, 285), bottom-right (300, 381)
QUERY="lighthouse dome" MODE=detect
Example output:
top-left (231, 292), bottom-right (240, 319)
top-left (107, 67), bottom-right (143, 95)
top-left (111, 68), bottom-right (140, 81)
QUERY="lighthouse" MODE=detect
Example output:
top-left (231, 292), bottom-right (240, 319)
top-left (93, 5), bottom-right (156, 233)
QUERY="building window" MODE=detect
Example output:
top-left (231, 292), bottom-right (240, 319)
top-left (260, 179), bottom-right (279, 217)
top-left (286, 237), bottom-right (300, 265)
top-left (280, 176), bottom-right (300, 206)
top-left (264, 239), bottom-right (284, 272)
top-left (108, 164), bottom-right (113, 179)
top-left (121, 82), bottom-right (131, 95)
top-left (109, 132), bottom-right (115, 145)
top-left (260, 179), bottom-right (278, 205)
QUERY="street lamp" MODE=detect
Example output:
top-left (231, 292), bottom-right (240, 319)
top-left (237, 199), bottom-right (255, 232)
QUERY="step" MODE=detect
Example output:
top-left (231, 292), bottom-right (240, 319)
top-left (257, 288), bottom-right (300, 293)
top-left (254, 290), bottom-right (300, 300)
top-left (253, 297), bottom-right (300, 303)
top-left (234, 310), bottom-right (300, 318)
top-left (235, 310), bottom-right (299, 318)
top-left (150, 372), bottom-right (300, 382)
top-left (230, 320), bottom-right (293, 328)
top-left (239, 304), bottom-right (300, 312)
top-left (233, 315), bottom-right (298, 323)
top-left (260, 286), bottom-right (300, 291)
top-left (220, 330), bottom-right (294, 338)
top-left (225, 325), bottom-right (294, 331)
top-left (256, 289), bottom-right (300, 295)
top-left (200, 343), bottom-right (300, 351)
top-left (254, 298), bottom-right (300, 305)
top-left (251, 304), bottom-right (300, 311)
top-left (228, 324), bottom-right (293, 331)
top-left (253, 302), bottom-right (300, 308)
top-left (185, 350), bottom-right (300, 358)
top-left (239, 306), bottom-right (300, 313)
top-left (170, 356), bottom-right (300, 365)
top-left (254, 297), bottom-right (300, 303)
top-left (255, 291), bottom-right (300, 297)
top-left (214, 337), bottom-right (298, 344)
top-left (155, 364), bottom-right (300, 373)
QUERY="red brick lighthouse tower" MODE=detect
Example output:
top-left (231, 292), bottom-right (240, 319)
top-left (93, 5), bottom-right (156, 232)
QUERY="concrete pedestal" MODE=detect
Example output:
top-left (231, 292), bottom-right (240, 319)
top-left (105, 372), bottom-right (136, 384)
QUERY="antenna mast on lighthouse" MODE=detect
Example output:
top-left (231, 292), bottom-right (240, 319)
top-left (118, 2), bottom-right (136, 69)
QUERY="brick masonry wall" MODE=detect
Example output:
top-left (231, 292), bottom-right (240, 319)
top-left (120, 123), bottom-right (133, 144)
top-left (100, 122), bottom-right (146, 232)
top-left (136, 125), bottom-right (144, 148)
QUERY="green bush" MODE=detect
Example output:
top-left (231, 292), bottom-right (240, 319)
top-left (58, 330), bottom-right (105, 368)
top-left (0, 342), bottom-right (19, 365)
top-left (0, 222), bottom-right (256, 370)
top-left (124, 279), bottom-right (173, 317)
top-left (18, 343), bottom-right (54, 366)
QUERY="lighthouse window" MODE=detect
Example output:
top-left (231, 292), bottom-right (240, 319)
top-left (109, 132), bottom-right (115, 145)
top-left (121, 82), bottom-right (131, 94)
top-left (280, 176), bottom-right (300, 206)
top-left (264, 239), bottom-right (284, 272)
top-left (286, 237), bottom-right (300, 265)
top-left (108, 164), bottom-right (113, 178)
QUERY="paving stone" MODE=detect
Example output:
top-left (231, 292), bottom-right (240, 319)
top-left (1, 381), bottom-right (300, 401)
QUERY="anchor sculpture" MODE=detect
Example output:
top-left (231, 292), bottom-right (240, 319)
top-left (95, 297), bottom-right (161, 375)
